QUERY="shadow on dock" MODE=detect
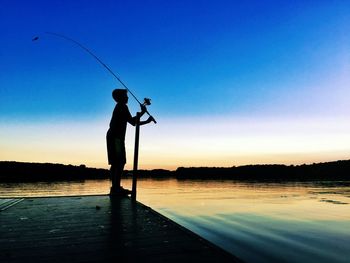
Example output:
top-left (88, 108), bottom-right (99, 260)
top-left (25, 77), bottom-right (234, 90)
top-left (0, 195), bottom-right (242, 262)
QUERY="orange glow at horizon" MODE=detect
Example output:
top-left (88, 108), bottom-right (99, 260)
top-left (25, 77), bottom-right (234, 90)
top-left (0, 116), bottom-right (349, 170)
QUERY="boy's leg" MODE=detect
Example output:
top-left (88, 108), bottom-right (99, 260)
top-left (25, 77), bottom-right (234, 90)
top-left (115, 163), bottom-right (124, 188)
top-left (110, 165), bottom-right (115, 187)
top-left (110, 163), bottom-right (124, 194)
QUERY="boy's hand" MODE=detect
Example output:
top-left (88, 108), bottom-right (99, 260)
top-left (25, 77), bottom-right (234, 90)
top-left (140, 104), bottom-right (147, 114)
top-left (147, 116), bottom-right (155, 123)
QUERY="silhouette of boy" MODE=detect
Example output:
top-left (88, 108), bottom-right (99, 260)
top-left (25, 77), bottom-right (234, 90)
top-left (107, 89), bottom-right (153, 195)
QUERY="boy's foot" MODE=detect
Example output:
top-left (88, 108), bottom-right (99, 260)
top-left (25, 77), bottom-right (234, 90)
top-left (109, 186), bottom-right (132, 196)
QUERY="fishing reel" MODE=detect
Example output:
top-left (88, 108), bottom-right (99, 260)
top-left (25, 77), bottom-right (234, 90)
top-left (143, 98), bottom-right (151, 106)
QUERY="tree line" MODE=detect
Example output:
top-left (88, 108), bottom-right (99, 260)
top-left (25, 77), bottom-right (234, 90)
top-left (0, 160), bottom-right (349, 182)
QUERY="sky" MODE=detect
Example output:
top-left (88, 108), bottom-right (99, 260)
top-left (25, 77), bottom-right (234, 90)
top-left (0, 0), bottom-right (349, 169)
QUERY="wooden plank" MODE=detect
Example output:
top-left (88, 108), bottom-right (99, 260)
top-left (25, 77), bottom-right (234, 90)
top-left (0, 196), bottom-right (243, 263)
top-left (0, 198), bottom-right (24, 211)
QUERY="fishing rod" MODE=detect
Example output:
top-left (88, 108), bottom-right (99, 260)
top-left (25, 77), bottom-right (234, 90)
top-left (32, 32), bottom-right (156, 123)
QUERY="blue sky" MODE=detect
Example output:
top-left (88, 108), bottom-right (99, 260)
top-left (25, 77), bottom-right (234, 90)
top-left (0, 1), bottom-right (349, 168)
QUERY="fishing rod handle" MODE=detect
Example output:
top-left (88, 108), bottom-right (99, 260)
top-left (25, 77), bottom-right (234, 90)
top-left (141, 103), bottom-right (157, 124)
top-left (147, 111), bottom-right (157, 124)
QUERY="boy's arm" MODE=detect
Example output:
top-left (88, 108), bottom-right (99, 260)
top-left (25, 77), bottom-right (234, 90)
top-left (139, 105), bottom-right (155, 125)
top-left (140, 116), bottom-right (155, 125)
top-left (127, 105), bottom-right (154, 126)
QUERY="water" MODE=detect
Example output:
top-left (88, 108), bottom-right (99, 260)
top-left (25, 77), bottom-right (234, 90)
top-left (1, 179), bottom-right (349, 263)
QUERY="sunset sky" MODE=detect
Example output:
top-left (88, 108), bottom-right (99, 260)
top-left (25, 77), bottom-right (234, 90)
top-left (1, 1), bottom-right (349, 169)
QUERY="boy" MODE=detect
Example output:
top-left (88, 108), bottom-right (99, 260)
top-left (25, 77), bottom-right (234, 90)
top-left (106, 89), bottom-right (153, 195)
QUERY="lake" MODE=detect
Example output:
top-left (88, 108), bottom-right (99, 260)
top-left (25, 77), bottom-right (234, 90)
top-left (1, 178), bottom-right (349, 263)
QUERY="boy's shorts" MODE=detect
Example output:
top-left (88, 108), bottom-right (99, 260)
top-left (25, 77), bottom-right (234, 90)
top-left (106, 130), bottom-right (126, 165)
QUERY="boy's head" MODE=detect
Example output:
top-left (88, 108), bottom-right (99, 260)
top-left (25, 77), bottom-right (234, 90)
top-left (112, 89), bottom-right (128, 104)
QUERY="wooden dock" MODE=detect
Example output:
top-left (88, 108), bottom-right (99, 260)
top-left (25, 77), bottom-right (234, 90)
top-left (0, 195), bottom-right (242, 262)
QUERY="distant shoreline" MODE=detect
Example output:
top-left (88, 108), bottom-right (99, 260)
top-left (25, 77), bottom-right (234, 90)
top-left (0, 160), bottom-right (350, 182)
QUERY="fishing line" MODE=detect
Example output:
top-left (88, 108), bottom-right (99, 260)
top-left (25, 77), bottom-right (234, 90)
top-left (32, 32), bottom-right (156, 123)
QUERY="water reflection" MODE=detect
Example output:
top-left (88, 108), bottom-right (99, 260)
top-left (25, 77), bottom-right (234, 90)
top-left (134, 179), bottom-right (350, 263)
top-left (0, 179), bottom-right (349, 263)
